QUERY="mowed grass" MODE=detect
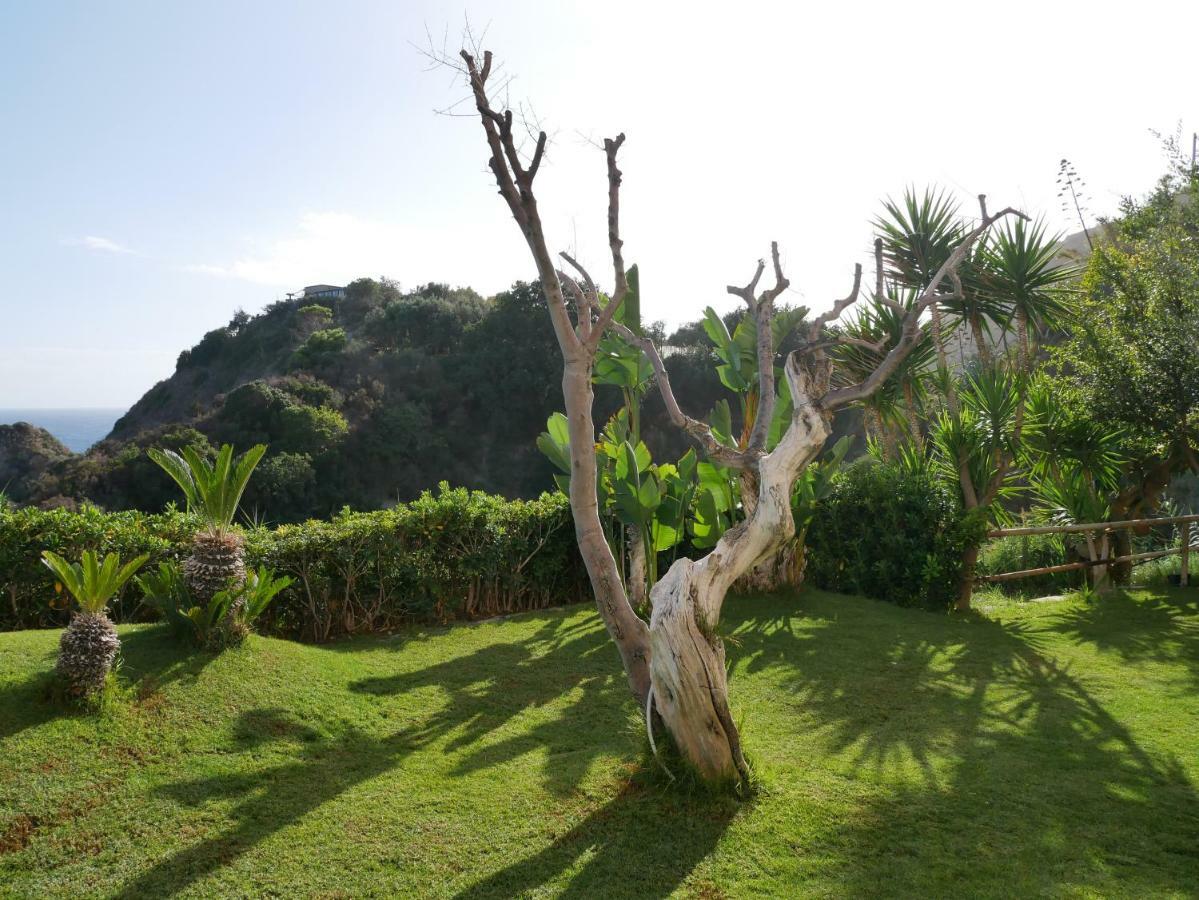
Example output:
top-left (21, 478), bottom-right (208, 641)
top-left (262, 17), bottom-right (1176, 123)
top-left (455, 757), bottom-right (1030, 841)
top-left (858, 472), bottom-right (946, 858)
top-left (1, 588), bottom-right (1197, 898)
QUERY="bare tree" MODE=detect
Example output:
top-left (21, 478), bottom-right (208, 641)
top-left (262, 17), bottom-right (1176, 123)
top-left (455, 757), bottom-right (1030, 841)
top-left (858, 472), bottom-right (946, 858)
top-left (453, 46), bottom-right (1020, 785)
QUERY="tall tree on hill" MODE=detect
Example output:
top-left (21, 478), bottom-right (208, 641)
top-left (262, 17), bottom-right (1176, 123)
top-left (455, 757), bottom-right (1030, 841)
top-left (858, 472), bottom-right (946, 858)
top-left (449, 44), bottom-right (1021, 785)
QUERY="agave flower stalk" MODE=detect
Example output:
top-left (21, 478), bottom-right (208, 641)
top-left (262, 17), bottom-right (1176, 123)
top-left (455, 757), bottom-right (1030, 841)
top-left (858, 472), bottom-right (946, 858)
top-left (42, 550), bottom-right (147, 695)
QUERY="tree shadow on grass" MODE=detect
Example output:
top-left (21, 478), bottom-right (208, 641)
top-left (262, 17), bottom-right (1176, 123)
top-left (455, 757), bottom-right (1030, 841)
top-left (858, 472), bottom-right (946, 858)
top-left (0, 667), bottom-right (66, 743)
top-left (114, 612), bottom-right (732, 898)
top-left (0, 625), bottom-right (215, 743)
top-left (350, 613), bottom-right (633, 796)
top-left (1046, 588), bottom-right (1199, 688)
top-left (117, 624), bottom-right (218, 693)
top-left (725, 592), bottom-right (1199, 896)
top-left (453, 784), bottom-right (736, 900)
top-left (110, 707), bottom-right (426, 900)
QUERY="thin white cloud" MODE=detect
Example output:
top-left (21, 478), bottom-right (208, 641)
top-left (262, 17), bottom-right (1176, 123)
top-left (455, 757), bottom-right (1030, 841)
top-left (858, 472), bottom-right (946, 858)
top-left (185, 212), bottom-right (405, 287)
top-left (183, 210), bottom-right (518, 295)
top-left (67, 235), bottom-right (140, 255)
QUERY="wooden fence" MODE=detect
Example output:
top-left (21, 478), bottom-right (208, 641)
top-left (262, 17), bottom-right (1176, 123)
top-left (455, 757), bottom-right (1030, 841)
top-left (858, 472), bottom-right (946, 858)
top-left (979, 514), bottom-right (1199, 588)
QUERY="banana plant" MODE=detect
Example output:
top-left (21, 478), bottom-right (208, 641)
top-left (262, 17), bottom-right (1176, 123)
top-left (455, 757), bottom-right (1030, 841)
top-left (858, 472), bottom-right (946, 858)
top-left (539, 408), bottom-right (698, 598)
top-left (701, 305), bottom-right (807, 450)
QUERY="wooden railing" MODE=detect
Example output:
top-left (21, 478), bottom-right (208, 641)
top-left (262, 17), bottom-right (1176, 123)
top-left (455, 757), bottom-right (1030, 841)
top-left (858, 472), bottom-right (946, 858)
top-left (980, 514), bottom-right (1198, 587)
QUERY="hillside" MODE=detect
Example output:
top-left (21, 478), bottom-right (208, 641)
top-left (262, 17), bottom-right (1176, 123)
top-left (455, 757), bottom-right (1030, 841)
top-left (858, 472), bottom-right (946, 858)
top-left (0, 423), bottom-right (71, 504)
top-left (11, 278), bottom-right (857, 522)
top-left (2, 589), bottom-right (1197, 897)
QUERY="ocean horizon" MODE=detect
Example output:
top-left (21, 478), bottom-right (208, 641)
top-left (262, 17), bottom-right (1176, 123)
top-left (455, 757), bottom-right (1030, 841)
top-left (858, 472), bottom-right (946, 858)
top-left (0, 408), bottom-right (124, 453)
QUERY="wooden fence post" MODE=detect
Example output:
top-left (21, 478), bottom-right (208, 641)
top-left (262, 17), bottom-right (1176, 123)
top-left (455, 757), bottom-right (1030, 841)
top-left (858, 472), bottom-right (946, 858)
top-left (1182, 522), bottom-right (1190, 587)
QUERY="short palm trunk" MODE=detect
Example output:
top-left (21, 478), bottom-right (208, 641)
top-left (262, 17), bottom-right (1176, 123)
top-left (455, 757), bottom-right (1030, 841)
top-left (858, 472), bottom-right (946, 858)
top-left (184, 531), bottom-right (246, 606)
top-left (57, 612), bottom-right (120, 695)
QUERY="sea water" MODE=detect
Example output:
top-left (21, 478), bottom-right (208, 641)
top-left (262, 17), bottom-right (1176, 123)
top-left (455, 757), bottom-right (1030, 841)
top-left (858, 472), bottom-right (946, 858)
top-left (0, 409), bottom-right (124, 453)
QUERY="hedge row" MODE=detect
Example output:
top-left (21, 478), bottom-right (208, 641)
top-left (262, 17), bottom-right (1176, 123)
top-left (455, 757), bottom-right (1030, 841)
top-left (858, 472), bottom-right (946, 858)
top-left (2, 463), bottom-right (985, 638)
top-left (0, 486), bottom-right (588, 640)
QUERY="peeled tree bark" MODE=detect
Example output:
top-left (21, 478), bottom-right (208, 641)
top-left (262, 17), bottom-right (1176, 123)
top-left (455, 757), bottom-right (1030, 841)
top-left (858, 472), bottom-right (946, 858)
top-left (453, 46), bottom-right (1020, 785)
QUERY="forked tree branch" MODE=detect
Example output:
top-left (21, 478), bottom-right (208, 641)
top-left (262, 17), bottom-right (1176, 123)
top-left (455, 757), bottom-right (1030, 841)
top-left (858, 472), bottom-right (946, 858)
top-left (460, 49), bottom-right (580, 357)
top-left (609, 321), bottom-right (759, 469)
top-left (728, 242), bottom-right (789, 451)
top-left (806, 264), bottom-right (864, 343)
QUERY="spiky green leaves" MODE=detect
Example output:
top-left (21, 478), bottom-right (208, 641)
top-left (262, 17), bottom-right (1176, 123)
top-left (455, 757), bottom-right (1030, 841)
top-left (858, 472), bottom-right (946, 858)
top-left (148, 443), bottom-right (266, 536)
top-left (41, 549), bottom-right (148, 615)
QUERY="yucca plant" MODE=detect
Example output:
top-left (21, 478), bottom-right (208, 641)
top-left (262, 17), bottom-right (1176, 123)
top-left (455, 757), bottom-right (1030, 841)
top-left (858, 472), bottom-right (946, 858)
top-left (42, 550), bottom-right (148, 695)
top-left (981, 217), bottom-right (1081, 371)
top-left (148, 443), bottom-right (266, 611)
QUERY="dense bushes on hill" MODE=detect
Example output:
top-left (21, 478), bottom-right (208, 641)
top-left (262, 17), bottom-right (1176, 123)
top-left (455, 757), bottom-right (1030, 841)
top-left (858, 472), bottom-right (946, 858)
top-left (0, 486), bottom-right (586, 639)
top-left (8, 275), bottom-right (862, 523)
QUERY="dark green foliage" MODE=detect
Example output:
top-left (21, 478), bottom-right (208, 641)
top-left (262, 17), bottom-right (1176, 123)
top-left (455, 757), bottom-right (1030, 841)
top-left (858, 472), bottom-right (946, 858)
top-left (806, 458), bottom-right (986, 610)
top-left (0, 423), bottom-right (71, 503)
top-left (0, 506), bottom-right (196, 630)
top-left (365, 283), bottom-right (486, 353)
top-left (247, 485), bottom-right (587, 641)
top-left (242, 452), bottom-right (316, 521)
top-left (975, 533), bottom-right (1082, 596)
top-left (0, 486), bottom-right (586, 639)
top-left (290, 327), bottom-right (348, 370)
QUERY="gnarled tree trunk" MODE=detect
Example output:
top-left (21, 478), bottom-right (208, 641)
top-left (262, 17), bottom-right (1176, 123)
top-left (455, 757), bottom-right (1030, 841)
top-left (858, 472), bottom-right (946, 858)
top-left (452, 44), bottom-right (1019, 785)
top-left (648, 359), bottom-right (830, 780)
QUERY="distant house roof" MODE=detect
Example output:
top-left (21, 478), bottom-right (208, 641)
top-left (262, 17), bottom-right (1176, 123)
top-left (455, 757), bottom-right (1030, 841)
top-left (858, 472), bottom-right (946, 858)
top-left (302, 284), bottom-right (344, 295)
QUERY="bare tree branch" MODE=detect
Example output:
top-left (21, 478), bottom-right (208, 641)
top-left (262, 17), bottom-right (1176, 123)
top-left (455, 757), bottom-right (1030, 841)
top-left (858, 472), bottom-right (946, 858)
top-left (746, 242), bottom-right (788, 451)
top-left (806, 264), bottom-right (864, 342)
top-left (458, 49), bottom-right (580, 356)
top-left (585, 135), bottom-right (630, 349)
top-left (822, 206), bottom-right (1024, 410)
top-left (557, 269), bottom-right (591, 342)
top-left (609, 322), bottom-right (758, 469)
top-left (726, 260), bottom-right (766, 307)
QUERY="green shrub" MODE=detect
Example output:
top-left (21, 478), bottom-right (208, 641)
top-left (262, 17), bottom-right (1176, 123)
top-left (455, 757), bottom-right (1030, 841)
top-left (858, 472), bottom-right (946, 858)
top-left (805, 458), bottom-right (984, 611)
top-left (975, 533), bottom-right (1082, 597)
top-left (137, 561), bottom-right (291, 648)
top-left (1, 485), bottom-right (587, 640)
top-left (291, 327), bottom-right (348, 370)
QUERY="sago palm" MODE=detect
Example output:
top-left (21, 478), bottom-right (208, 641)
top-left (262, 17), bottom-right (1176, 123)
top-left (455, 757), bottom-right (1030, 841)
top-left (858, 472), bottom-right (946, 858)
top-left (149, 443), bottom-right (266, 606)
top-left (42, 550), bottom-right (147, 695)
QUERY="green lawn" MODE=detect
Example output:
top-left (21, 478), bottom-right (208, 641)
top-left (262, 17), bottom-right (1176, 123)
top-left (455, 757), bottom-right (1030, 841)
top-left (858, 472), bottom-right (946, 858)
top-left (1, 588), bottom-right (1197, 898)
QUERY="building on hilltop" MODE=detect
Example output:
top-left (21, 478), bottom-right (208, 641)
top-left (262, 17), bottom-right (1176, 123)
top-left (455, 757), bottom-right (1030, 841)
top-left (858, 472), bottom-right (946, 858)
top-left (301, 284), bottom-right (346, 301)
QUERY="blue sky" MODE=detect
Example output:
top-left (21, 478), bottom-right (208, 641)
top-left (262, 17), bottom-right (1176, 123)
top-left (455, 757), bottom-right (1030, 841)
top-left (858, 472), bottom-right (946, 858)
top-left (2, 1), bottom-right (1196, 407)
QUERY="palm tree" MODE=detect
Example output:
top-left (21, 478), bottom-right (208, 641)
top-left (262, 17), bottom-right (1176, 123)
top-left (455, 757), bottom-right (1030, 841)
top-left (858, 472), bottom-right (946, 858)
top-left (148, 443), bottom-right (266, 607)
top-left (981, 217), bottom-right (1080, 372)
top-left (42, 550), bottom-right (147, 695)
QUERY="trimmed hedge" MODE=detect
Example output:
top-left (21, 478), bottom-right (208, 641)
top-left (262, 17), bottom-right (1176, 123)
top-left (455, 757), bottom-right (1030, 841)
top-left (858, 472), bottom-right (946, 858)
top-left (805, 459), bottom-right (985, 611)
top-left (0, 485), bottom-right (587, 640)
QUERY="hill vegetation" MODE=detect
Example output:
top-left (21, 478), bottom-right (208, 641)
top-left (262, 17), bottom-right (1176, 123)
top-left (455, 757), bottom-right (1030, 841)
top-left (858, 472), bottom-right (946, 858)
top-left (8, 278), bottom-right (854, 523)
